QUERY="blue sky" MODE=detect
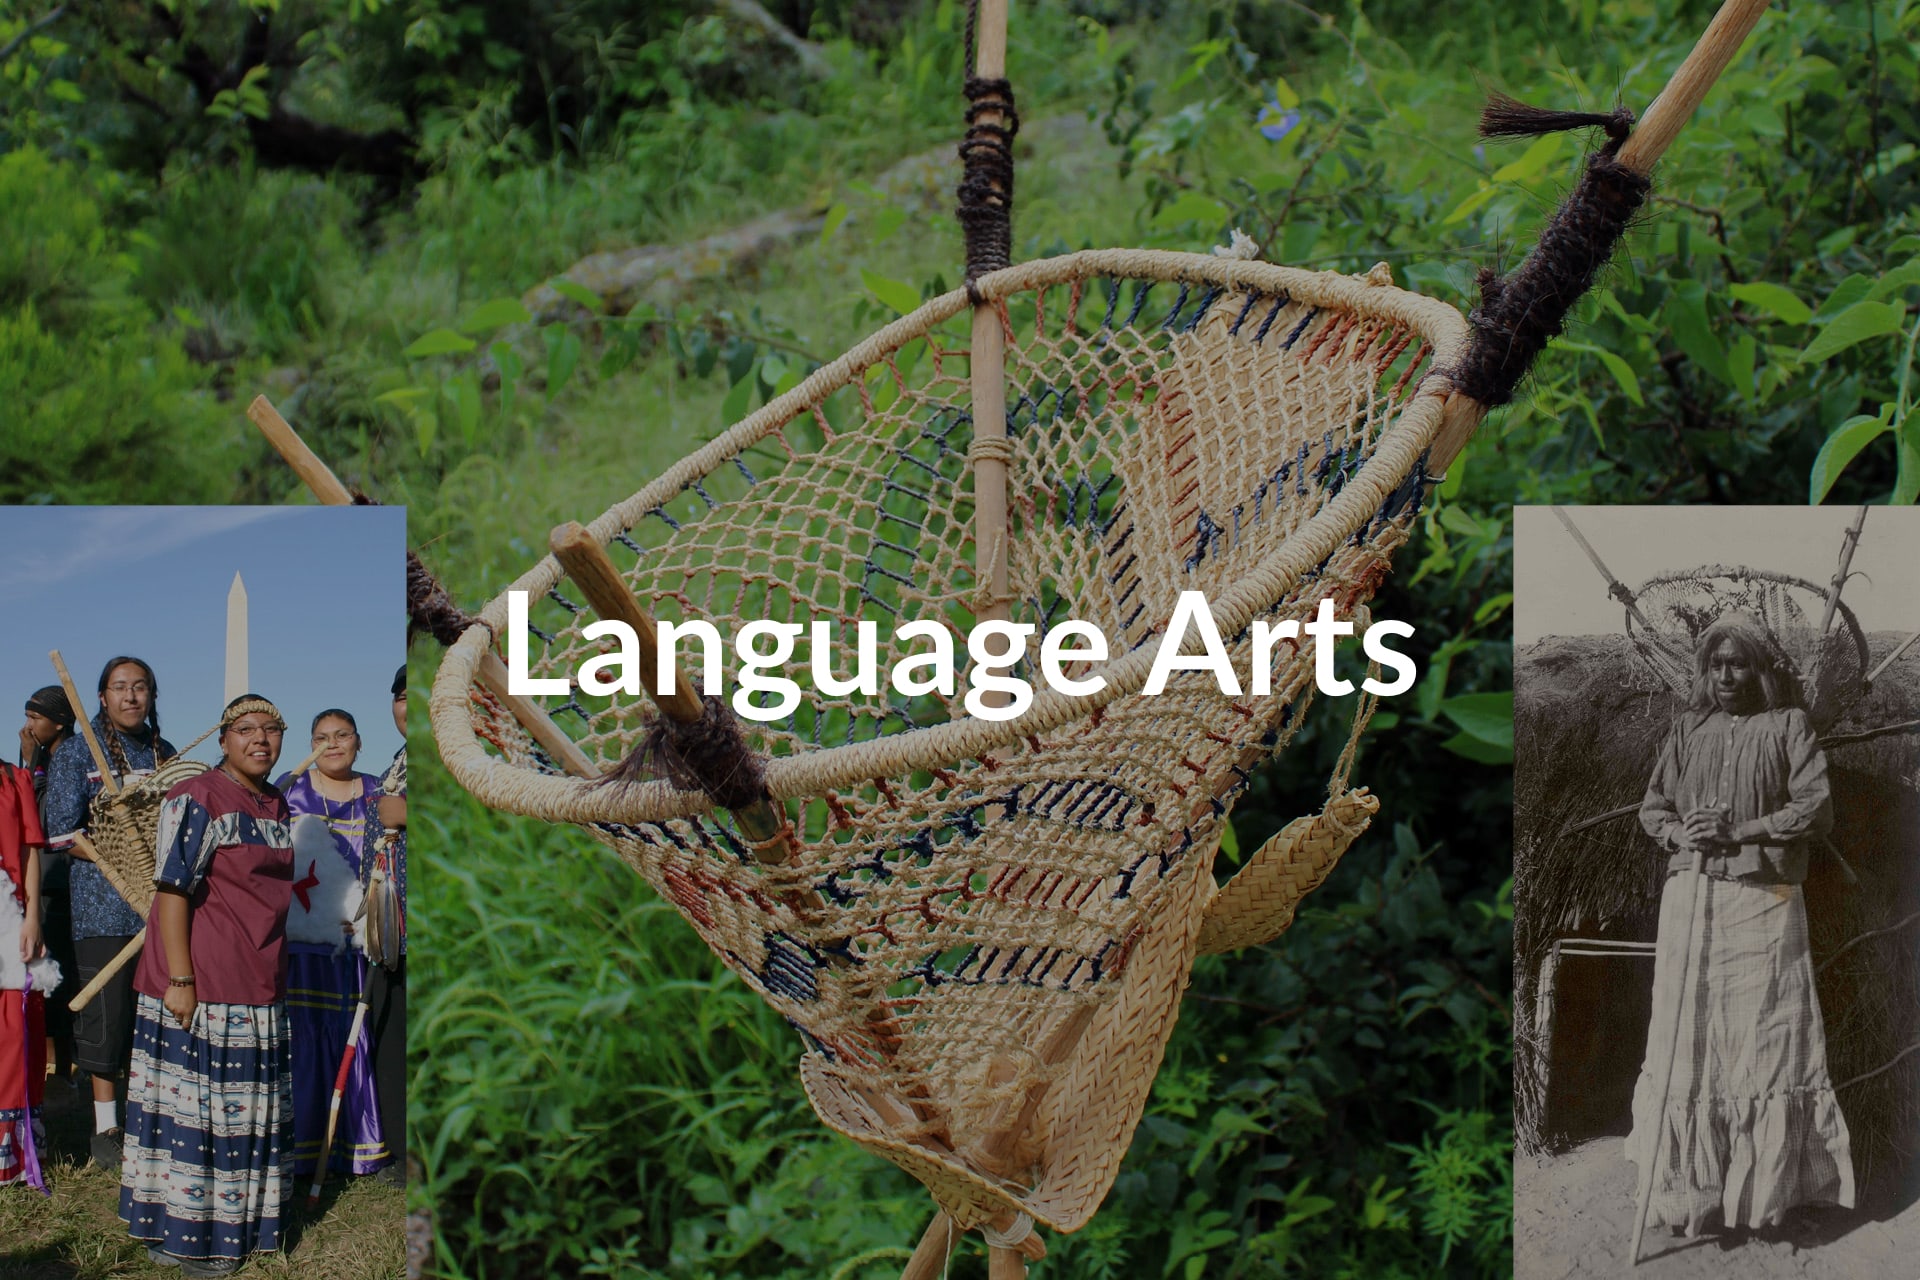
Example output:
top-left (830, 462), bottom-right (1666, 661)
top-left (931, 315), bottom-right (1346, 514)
top-left (0, 507), bottom-right (406, 771)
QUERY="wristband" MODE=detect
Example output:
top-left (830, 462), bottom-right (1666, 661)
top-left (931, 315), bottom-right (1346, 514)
top-left (169, 975), bottom-right (196, 988)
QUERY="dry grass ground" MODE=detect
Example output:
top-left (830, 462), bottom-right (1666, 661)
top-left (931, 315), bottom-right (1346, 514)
top-left (0, 1072), bottom-right (403, 1280)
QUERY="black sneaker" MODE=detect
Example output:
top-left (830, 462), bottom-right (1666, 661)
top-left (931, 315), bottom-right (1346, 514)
top-left (180, 1258), bottom-right (241, 1278)
top-left (89, 1127), bottom-right (124, 1172)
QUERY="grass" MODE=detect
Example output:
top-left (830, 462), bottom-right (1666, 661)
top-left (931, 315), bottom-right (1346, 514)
top-left (0, 1074), bottom-right (404, 1280)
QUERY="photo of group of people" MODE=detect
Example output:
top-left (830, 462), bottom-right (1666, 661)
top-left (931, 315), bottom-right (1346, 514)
top-left (0, 507), bottom-right (406, 1277)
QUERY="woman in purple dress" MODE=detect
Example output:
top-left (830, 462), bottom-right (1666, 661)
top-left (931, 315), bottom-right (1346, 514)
top-left (277, 709), bottom-right (390, 1180)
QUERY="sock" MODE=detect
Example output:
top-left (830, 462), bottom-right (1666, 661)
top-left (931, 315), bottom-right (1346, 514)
top-left (94, 1100), bottom-right (115, 1133)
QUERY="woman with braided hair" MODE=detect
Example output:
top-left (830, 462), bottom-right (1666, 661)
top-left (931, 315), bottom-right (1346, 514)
top-left (42, 656), bottom-right (176, 1170)
top-left (121, 695), bottom-right (294, 1276)
top-left (1630, 613), bottom-right (1854, 1240)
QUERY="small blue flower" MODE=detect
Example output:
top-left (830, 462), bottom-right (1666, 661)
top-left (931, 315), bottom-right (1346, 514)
top-left (1258, 106), bottom-right (1301, 142)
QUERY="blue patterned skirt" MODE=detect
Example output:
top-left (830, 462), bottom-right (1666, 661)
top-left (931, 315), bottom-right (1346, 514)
top-left (120, 993), bottom-right (292, 1260)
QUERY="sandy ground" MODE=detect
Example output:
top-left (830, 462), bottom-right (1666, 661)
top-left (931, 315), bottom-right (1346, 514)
top-left (1517, 1139), bottom-right (1920, 1280)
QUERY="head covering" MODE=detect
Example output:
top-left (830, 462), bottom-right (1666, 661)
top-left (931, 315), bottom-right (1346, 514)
top-left (392, 665), bottom-right (407, 697)
top-left (25, 685), bottom-right (74, 731)
top-left (220, 695), bottom-right (286, 731)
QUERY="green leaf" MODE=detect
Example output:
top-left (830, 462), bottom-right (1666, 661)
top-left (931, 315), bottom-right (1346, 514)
top-left (860, 270), bottom-right (921, 316)
top-left (1813, 274), bottom-right (1874, 321)
top-left (1869, 258), bottom-right (1920, 302)
top-left (1808, 412), bottom-right (1893, 502)
top-left (1440, 731), bottom-right (1512, 765)
top-left (722, 369), bottom-right (755, 424)
top-left (412, 409), bottom-right (437, 457)
top-left (48, 78), bottom-right (85, 104)
top-left (818, 202), bottom-right (850, 244)
top-left (1438, 692), bottom-right (1513, 748)
top-left (404, 328), bottom-right (476, 358)
top-left (445, 374), bottom-right (483, 444)
top-left (1490, 133), bottom-right (1563, 184)
top-left (547, 279), bottom-right (604, 313)
top-left (1800, 301), bottom-right (1906, 363)
top-left (1665, 282), bottom-right (1731, 387)
top-left (1472, 593), bottom-right (1512, 624)
top-left (492, 342), bottom-right (521, 409)
top-left (545, 329), bottom-right (582, 400)
top-left (459, 297), bottom-right (533, 334)
top-left (1152, 190), bottom-right (1229, 229)
top-left (1894, 405), bottom-right (1920, 506)
top-left (1217, 819), bottom-right (1240, 866)
top-left (1728, 281), bottom-right (1812, 325)
top-left (1441, 185), bottom-right (1497, 227)
top-left (1558, 339), bottom-right (1643, 406)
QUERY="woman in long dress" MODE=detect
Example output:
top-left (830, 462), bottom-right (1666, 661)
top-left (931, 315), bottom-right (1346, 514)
top-left (1631, 613), bottom-right (1853, 1237)
top-left (120, 696), bottom-right (294, 1275)
top-left (1, 757), bottom-right (57, 1193)
top-left (278, 709), bottom-right (390, 1180)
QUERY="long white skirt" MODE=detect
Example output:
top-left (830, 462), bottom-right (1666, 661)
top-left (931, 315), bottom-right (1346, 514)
top-left (1624, 875), bottom-right (1854, 1233)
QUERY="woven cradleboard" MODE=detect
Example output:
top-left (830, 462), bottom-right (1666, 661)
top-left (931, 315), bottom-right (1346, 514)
top-left (431, 250), bottom-right (1471, 1229)
top-left (1622, 565), bottom-right (1868, 730)
top-left (85, 755), bottom-right (211, 918)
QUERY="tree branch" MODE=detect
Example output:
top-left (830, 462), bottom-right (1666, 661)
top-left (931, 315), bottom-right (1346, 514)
top-left (0, 4), bottom-right (68, 65)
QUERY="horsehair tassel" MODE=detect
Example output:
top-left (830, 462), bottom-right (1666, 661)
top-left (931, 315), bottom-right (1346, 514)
top-left (1446, 0), bottom-right (1772, 412)
top-left (1479, 91), bottom-right (1633, 145)
top-left (610, 693), bottom-right (771, 817)
top-left (1446, 140), bottom-right (1650, 408)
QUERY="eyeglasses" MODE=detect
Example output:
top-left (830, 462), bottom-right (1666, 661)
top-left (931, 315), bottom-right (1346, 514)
top-left (105, 683), bottom-right (151, 695)
top-left (226, 723), bottom-right (282, 739)
top-left (313, 731), bottom-right (359, 746)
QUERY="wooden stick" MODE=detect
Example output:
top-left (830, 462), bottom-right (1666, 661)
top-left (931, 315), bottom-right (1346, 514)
top-left (50, 650), bottom-right (118, 797)
top-left (1630, 846), bottom-right (1708, 1265)
top-left (968, 0), bottom-right (1013, 710)
top-left (900, 1213), bottom-right (962, 1280)
top-left (1817, 506), bottom-right (1867, 638)
top-left (249, 395), bottom-right (354, 505)
top-left (1866, 629), bottom-right (1920, 685)
top-left (1550, 508), bottom-right (1656, 633)
top-left (1617, 0), bottom-right (1773, 176)
top-left (549, 521), bottom-right (789, 848)
top-left (67, 917), bottom-right (143, 1013)
top-left (548, 522), bottom-right (706, 722)
top-left (247, 396), bottom-right (601, 782)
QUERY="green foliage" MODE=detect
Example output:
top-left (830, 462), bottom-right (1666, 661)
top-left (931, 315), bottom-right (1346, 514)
top-left (0, 147), bottom-right (233, 503)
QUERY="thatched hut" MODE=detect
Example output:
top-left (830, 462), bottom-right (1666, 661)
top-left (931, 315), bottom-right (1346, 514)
top-left (1515, 630), bottom-right (1920, 1211)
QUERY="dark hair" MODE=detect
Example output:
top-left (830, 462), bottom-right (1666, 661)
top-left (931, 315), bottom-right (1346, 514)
top-left (392, 666), bottom-right (406, 697)
top-left (94, 655), bottom-right (166, 773)
top-left (311, 708), bottom-right (358, 735)
top-left (25, 685), bottom-right (74, 731)
top-left (1688, 614), bottom-right (1804, 713)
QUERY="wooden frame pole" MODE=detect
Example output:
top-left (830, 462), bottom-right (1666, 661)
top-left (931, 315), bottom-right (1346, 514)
top-left (247, 396), bottom-right (600, 783)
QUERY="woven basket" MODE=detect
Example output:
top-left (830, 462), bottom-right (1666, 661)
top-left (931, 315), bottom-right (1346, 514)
top-left (86, 756), bottom-right (211, 919)
top-left (431, 249), bottom-right (1476, 1230)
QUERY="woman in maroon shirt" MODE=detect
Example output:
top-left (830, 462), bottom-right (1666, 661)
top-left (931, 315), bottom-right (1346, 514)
top-left (119, 696), bottom-right (294, 1278)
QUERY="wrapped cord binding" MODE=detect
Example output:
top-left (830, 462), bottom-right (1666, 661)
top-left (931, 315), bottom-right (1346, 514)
top-left (1446, 96), bottom-right (1651, 408)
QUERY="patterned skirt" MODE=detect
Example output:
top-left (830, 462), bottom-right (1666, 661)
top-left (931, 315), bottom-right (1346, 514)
top-left (288, 944), bottom-right (388, 1176)
top-left (1625, 876), bottom-right (1854, 1233)
top-left (120, 993), bottom-right (291, 1260)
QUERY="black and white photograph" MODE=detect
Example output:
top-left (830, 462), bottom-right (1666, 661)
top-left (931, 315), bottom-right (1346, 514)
top-left (1514, 505), bottom-right (1920, 1278)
